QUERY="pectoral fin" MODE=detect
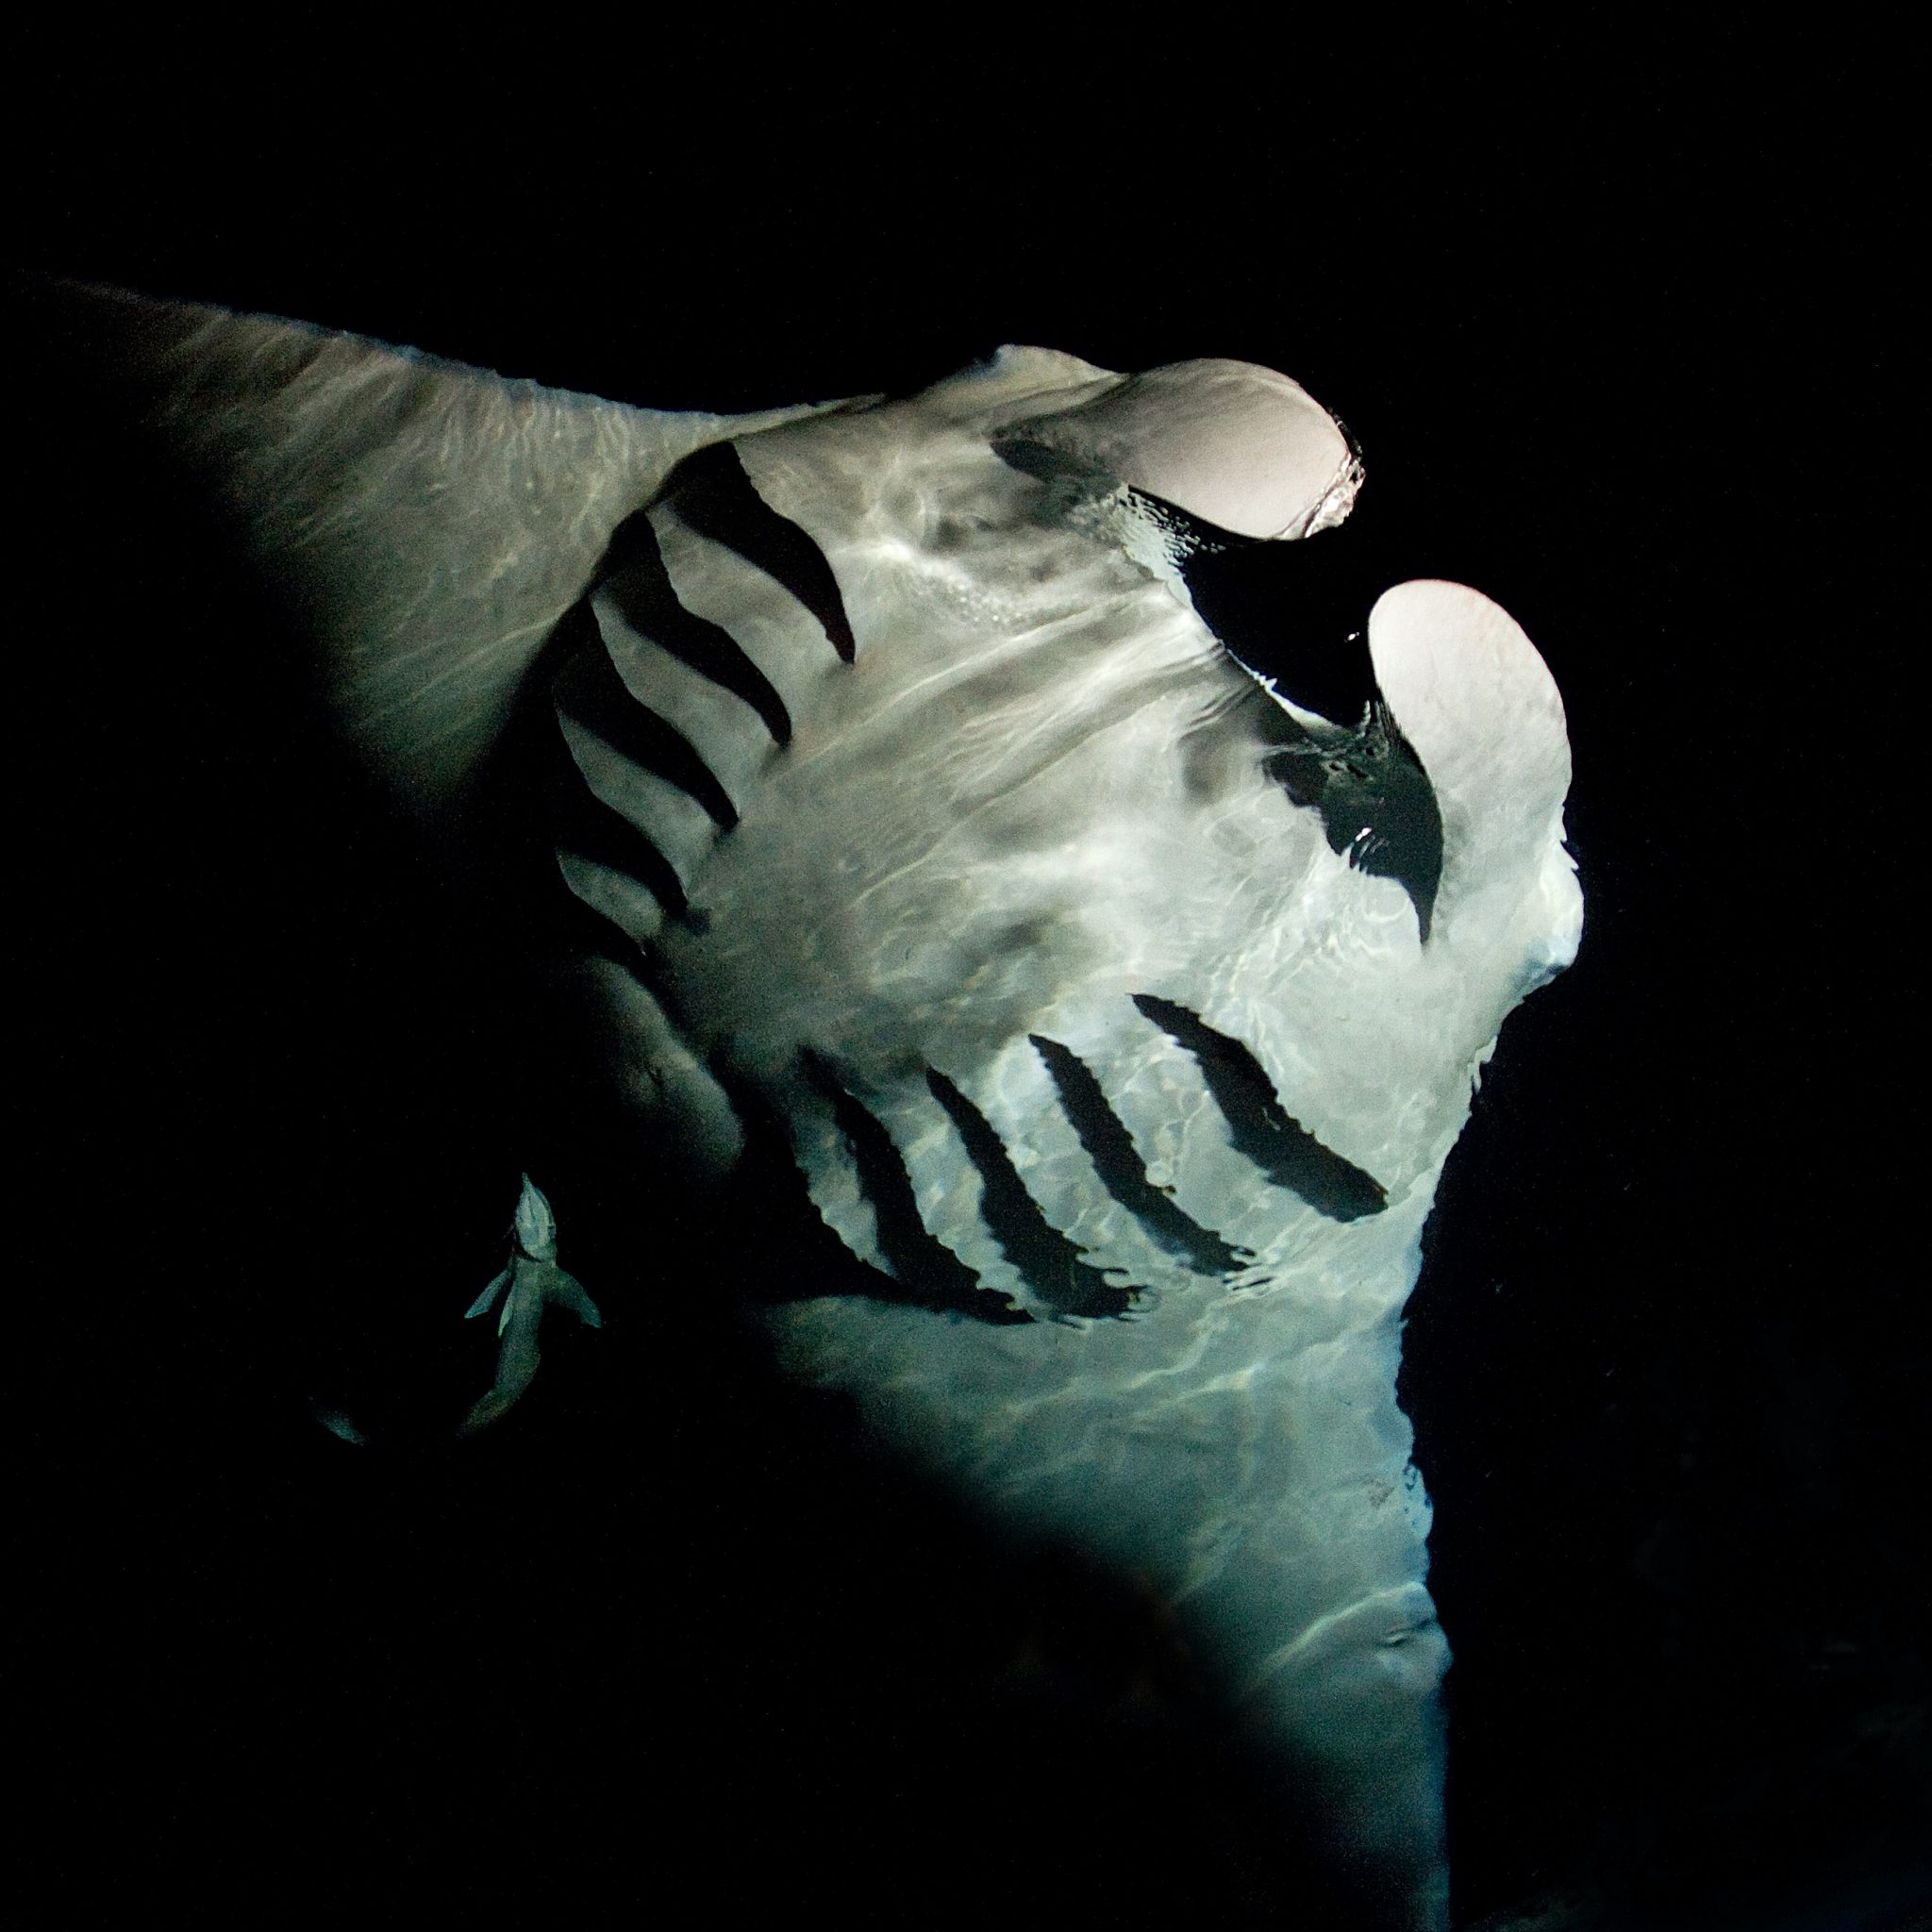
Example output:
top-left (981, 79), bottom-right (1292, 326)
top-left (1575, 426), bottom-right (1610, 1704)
top-left (552, 1270), bottom-right (604, 1329)
top-left (459, 1266), bottom-right (603, 1437)
top-left (464, 1264), bottom-right (514, 1322)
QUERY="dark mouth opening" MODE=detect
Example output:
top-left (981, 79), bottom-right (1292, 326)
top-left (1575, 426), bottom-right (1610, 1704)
top-left (994, 436), bottom-right (1444, 941)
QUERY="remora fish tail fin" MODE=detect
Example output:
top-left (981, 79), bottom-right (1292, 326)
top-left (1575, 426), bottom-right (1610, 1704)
top-left (15, 273), bottom-right (860, 824)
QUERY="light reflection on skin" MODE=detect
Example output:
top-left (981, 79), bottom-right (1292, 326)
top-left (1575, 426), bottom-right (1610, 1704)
top-left (42, 279), bottom-right (1576, 1932)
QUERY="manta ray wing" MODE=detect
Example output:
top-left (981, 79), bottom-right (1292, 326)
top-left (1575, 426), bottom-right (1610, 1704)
top-left (530, 347), bottom-right (1581, 1930)
top-left (17, 274), bottom-right (863, 824)
top-left (25, 285), bottom-right (1580, 1932)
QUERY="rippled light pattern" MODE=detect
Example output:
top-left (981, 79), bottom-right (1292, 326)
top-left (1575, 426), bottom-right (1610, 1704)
top-left (74, 290), bottom-right (1580, 1932)
top-left (567, 352), bottom-right (1580, 1932)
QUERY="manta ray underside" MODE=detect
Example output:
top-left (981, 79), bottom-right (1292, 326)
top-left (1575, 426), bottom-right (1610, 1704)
top-left (25, 275), bottom-right (1581, 1932)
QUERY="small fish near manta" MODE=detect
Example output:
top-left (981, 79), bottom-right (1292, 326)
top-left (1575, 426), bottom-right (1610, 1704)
top-left (458, 1174), bottom-right (602, 1439)
top-left (309, 1174), bottom-right (600, 1445)
top-left (46, 279), bottom-right (1580, 1932)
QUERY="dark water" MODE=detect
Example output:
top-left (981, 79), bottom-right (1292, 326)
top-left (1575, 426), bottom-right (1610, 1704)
top-left (17, 40), bottom-right (1923, 1928)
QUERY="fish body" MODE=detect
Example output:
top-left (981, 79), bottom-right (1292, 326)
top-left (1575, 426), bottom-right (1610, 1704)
top-left (460, 1175), bottom-right (601, 1435)
top-left (34, 281), bottom-right (1580, 1932)
top-left (545, 348), bottom-right (1580, 1930)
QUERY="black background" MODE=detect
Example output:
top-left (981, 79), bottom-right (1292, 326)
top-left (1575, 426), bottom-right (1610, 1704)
top-left (17, 19), bottom-right (1920, 1930)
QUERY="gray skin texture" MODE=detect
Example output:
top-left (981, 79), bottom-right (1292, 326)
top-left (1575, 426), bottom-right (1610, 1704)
top-left (459, 1174), bottom-right (601, 1437)
top-left (52, 284), bottom-right (1580, 1932)
top-left (553, 350), bottom-right (1579, 1932)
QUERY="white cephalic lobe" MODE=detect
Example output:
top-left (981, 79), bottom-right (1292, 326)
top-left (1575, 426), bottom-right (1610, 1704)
top-left (1005, 354), bottom-right (1365, 538)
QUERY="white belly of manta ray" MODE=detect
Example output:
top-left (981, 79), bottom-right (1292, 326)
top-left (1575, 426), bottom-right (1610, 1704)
top-left (549, 351), bottom-right (1581, 1932)
top-left (79, 287), bottom-right (1581, 1932)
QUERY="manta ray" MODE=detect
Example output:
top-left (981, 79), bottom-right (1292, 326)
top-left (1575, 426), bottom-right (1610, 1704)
top-left (35, 278), bottom-right (1581, 1932)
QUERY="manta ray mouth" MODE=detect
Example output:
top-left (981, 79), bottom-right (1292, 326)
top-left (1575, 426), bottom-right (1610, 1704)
top-left (1149, 490), bottom-right (1447, 945)
top-left (994, 435), bottom-right (1446, 942)
top-left (546, 420), bottom-right (1432, 1329)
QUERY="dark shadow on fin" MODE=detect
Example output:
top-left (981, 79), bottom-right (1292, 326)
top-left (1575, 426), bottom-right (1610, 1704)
top-left (547, 666), bottom-right (692, 928)
top-left (556, 627), bottom-right (740, 832)
top-left (706, 1053), bottom-right (916, 1312)
top-left (596, 512), bottom-right (793, 745)
top-left (704, 1054), bottom-right (1028, 1326)
top-left (667, 441), bottom-right (856, 663)
top-left (802, 1052), bottom-right (1033, 1325)
top-left (1029, 1035), bottom-right (1251, 1276)
top-left (924, 1069), bottom-right (1134, 1319)
top-left (1130, 996), bottom-right (1388, 1222)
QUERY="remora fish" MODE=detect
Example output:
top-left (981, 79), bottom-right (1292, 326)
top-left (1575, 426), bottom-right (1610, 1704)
top-left (37, 280), bottom-right (1581, 1932)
